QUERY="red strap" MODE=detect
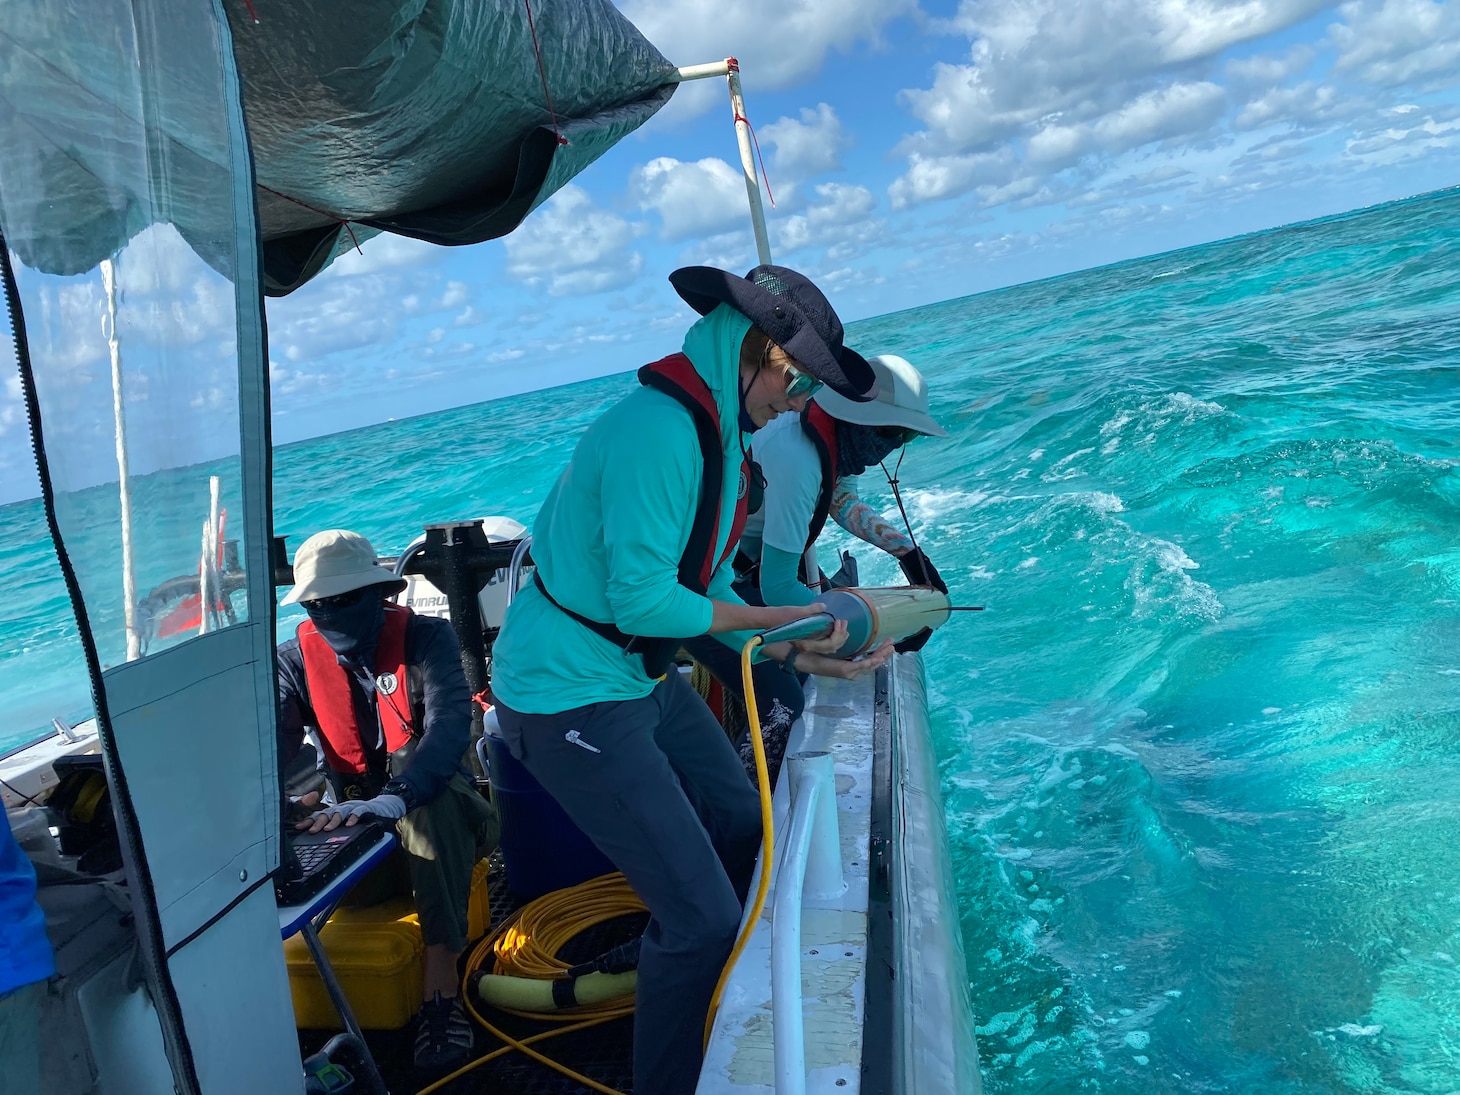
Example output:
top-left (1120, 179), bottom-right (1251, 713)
top-left (523, 0), bottom-right (569, 146)
top-left (733, 112), bottom-right (776, 208)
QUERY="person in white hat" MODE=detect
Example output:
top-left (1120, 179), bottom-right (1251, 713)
top-left (680, 354), bottom-right (947, 782)
top-left (277, 529), bottom-right (499, 1077)
top-left (729, 353), bottom-right (949, 638)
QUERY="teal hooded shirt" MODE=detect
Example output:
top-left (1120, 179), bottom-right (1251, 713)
top-left (491, 304), bottom-right (768, 714)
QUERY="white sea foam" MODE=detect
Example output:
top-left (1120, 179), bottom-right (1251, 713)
top-left (1098, 392), bottom-right (1226, 454)
top-left (905, 487), bottom-right (990, 523)
top-left (1127, 537), bottom-right (1223, 623)
top-left (1043, 446), bottom-right (1096, 481)
top-left (1085, 491), bottom-right (1126, 515)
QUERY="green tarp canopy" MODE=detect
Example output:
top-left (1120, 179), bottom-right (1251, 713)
top-left (0, 0), bottom-right (675, 294)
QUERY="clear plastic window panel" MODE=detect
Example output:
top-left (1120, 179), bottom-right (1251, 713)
top-left (0, 0), bottom-right (253, 700)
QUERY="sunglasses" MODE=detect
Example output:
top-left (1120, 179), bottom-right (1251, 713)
top-left (301, 587), bottom-right (369, 613)
top-left (783, 362), bottom-right (822, 400)
top-left (760, 339), bottom-right (822, 400)
top-left (875, 425), bottom-right (921, 446)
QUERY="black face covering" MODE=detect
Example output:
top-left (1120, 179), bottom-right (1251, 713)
top-left (836, 422), bottom-right (903, 477)
top-left (306, 591), bottom-right (387, 663)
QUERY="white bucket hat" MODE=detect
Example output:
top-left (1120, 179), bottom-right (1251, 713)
top-left (810, 354), bottom-right (946, 438)
top-left (281, 529), bottom-right (406, 605)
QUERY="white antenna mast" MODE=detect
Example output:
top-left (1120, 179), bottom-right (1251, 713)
top-left (101, 257), bottom-right (140, 661)
top-left (672, 59), bottom-right (773, 264)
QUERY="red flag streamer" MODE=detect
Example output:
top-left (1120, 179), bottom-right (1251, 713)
top-left (258, 184), bottom-right (365, 256)
top-left (523, 0), bottom-right (569, 146)
top-left (734, 111), bottom-right (776, 209)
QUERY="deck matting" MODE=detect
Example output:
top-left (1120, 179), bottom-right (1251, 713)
top-left (299, 852), bottom-right (646, 1095)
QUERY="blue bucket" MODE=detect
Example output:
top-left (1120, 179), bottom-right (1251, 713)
top-left (482, 732), bottom-right (616, 900)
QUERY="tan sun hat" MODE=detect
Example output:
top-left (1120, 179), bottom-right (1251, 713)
top-left (810, 354), bottom-right (946, 438)
top-left (280, 529), bottom-right (406, 605)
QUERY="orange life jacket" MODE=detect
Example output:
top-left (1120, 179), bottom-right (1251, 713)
top-left (297, 602), bottom-right (416, 775)
top-left (638, 352), bottom-right (752, 589)
top-left (800, 401), bottom-right (839, 553)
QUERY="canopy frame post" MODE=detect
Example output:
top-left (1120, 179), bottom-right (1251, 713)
top-left (673, 58), bottom-right (773, 265)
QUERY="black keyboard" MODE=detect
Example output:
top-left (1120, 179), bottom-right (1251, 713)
top-left (276, 818), bottom-right (386, 906)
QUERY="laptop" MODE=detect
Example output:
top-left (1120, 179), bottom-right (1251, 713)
top-left (275, 818), bottom-right (386, 907)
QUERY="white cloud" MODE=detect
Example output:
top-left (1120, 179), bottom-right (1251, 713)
top-left (628, 156), bottom-right (749, 240)
top-left (271, 276), bottom-right (399, 363)
top-left (324, 233), bottom-right (439, 278)
top-left (1331, 0), bottom-right (1460, 87)
top-left (762, 103), bottom-right (849, 197)
top-left (675, 229), bottom-right (758, 274)
top-left (1234, 81), bottom-right (1343, 128)
top-left (0, 374), bottom-right (23, 436)
top-left (776, 183), bottom-right (881, 257)
top-left (503, 184), bottom-right (644, 296)
top-left (120, 276), bottom-right (234, 351)
top-left (889, 149), bottom-right (1018, 208)
top-left (1099, 81), bottom-right (1228, 148)
top-left (890, 0), bottom-right (1332, 207)
top-left (1226, 44), bottom-right (1317, 89)
top-left (268, 358), bottom-right (337, 398)
top-left (440, 281), bottom-right (470, 308)
top-left (619, 0), bottom-right (913, 104)
top-left (1344, 106), bottom-right (1460, 159)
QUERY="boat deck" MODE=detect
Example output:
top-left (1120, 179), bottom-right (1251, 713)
top-left (299, 851), bottom-right (646, 1095)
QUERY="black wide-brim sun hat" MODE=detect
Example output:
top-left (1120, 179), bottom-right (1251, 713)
top-left (669, 264), bottom-right (878, 402)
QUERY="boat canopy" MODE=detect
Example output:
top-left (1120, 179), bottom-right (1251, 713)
top-left (1, 0), bottom-right (675, 295)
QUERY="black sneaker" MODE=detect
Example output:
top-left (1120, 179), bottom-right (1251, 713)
top-left (414, 991), bottom-right (474, 1075)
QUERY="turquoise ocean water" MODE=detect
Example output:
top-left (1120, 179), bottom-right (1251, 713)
top-left (6, 187), bottom-right (1460, 1092)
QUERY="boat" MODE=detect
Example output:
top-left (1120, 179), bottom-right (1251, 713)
top-left (0, 2), bottom-right (978, 1092)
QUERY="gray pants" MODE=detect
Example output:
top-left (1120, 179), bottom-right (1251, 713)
top-left (494, 672), bottom-right (762, 1095)
top-left (342, 774), bottom-right (500, 953)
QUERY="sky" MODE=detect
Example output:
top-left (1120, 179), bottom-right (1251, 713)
top-left (3, 0), bottom-right (1460, 502)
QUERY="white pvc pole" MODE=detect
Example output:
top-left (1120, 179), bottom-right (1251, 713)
top-left (102, 259), bottom-right (140, 662)
top-left (726, 64), bottom-right (773, 266)
top-left (671, 60), bottom-right (731, 81)
top-left (201, 476), bottom-right (221, 635)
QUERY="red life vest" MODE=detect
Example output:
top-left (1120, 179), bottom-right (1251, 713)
top-left (637, 353), bottom-right (751, 592)
top-left (297, 602), bottom-right (417, 775)
top-left (799, 401), bottom-right (839, 553)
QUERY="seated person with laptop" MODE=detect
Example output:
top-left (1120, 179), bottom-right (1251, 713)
top-left (278, 530), bottom-right (500, 1078)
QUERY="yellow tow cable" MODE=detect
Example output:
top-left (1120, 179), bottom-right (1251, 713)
top-left (703, 634), bottom-right (774, 1047)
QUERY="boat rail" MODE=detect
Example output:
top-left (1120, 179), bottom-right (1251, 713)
top-left (771, 751), bottom-right (846, 1095)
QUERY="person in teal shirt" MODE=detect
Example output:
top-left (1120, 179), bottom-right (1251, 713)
top-left (490, 264), bottom-right (892, 1095)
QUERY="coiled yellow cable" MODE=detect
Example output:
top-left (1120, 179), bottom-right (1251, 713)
top-left (417, 872), bottom-right (646, 1095)
top-left (420, 638), bottom-right (775, 1094)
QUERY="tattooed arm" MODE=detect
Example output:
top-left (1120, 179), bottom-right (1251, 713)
top-left (829, 477), bottom-right (914, 556)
